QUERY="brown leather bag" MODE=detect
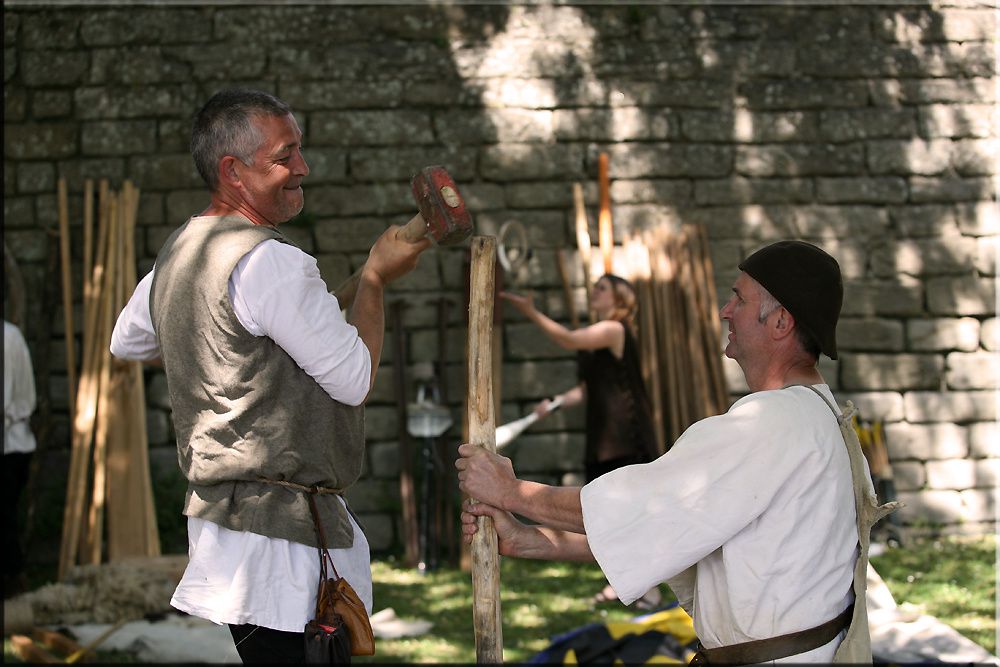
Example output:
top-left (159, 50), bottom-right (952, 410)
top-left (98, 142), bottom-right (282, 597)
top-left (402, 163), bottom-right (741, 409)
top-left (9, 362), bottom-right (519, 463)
top-left (308, 493), bottom-right (376, 657)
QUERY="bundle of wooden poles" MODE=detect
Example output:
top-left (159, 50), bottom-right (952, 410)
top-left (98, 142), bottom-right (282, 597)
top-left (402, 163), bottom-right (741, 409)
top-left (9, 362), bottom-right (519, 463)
top-left (57, 177), bottom-right (160, 580)
top-left (624, 225), bottom-right (729, 448)
top-left (560, 152), bottom-right (729, 451)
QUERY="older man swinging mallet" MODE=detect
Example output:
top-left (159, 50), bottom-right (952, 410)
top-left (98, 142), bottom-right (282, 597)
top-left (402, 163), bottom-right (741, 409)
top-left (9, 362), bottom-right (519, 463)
top-left (335, 166), bottom-right (473, 309)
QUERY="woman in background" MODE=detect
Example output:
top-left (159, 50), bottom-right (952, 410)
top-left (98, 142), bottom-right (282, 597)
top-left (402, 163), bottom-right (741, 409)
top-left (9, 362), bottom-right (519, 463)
top-left (500, 274), bottom-right (663, 609)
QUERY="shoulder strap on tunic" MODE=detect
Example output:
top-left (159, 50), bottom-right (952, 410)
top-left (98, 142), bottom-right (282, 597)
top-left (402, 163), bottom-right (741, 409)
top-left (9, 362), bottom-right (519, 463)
top-left (794, 384), bottom-right (901, 663)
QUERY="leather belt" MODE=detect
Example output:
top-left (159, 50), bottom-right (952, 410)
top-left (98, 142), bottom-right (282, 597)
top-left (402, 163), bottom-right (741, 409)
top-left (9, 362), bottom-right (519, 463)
top-left (690, 603), bottom-right (853, 665)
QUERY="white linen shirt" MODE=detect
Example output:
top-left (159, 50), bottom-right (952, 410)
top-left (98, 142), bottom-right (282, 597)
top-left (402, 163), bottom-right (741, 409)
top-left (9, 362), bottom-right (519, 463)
top-left (4, 320), bottom-right (37, 455)
top-left (582, 384), bottom-right (864, 663)
top-left (111, 238), bottom-right (373, 631)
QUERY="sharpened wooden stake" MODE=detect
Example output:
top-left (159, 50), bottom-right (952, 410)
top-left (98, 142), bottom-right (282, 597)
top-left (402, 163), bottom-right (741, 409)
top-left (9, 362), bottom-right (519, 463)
top-left (467, 235), bottom-right (503, 664)
top-left (572, 183), bottom-right (594, 322)
top-left (83, 179), bottom-right (94, 320)
top-left (59, 180), bottom-right (111, 579)
top-left (556, 249), bottom-right (578, 329)
top-left (597, 153), bottom-right (613, 275)
top-left (57, 178), bottom-right (77, 423)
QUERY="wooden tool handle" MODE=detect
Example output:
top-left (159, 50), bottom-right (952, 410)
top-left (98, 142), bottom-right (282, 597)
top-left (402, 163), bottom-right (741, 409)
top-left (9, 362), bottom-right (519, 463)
top-left (466, 235), bottom-right (503, 663)
top-left (333, 213), bottom-right (426, 310)
top-left (398, 211), bottom-right (428, 243)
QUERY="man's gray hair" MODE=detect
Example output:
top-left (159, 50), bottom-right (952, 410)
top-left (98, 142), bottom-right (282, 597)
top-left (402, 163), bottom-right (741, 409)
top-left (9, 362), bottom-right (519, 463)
top-left (757, 288), bottom-right (781, 324)
top-left (757, 283), bottom-right (821, 359)
top-left (190, 89), bottom-right (292, 191)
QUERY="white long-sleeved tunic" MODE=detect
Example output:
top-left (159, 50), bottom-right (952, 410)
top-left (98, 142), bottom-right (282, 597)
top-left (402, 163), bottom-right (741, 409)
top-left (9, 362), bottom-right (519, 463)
top-left (582, 384), bottom-right (865, 663)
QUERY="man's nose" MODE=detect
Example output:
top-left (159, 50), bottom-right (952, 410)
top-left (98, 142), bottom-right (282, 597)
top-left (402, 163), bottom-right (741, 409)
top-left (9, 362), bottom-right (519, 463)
top-left (293, 150), bottom-right (310, 177)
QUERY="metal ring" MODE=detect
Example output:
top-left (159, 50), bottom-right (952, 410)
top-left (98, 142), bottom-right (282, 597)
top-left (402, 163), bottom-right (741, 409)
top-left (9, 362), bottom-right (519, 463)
top-left (497, 220), bottom-right (529, 273)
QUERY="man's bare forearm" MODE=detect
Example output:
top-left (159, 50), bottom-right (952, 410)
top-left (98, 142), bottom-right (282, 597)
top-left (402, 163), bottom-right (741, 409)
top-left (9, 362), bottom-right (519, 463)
top-left (506, 479), bottom-right (586, 534)
top-left (519, 526), bottom-right (594, 561)
top-left (348, 268), bottom-right (385, 394)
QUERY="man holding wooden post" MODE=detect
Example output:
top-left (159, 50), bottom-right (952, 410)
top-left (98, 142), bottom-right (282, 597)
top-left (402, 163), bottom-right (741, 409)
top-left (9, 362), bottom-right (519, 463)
top-left (110, 89), bottom-right (432, 662)
top-left (458, 241), bottom-right (898, 664)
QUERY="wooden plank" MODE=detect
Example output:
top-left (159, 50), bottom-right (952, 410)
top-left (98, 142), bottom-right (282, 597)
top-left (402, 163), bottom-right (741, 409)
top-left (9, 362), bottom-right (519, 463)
top-left (466, 235), bottom-right (503, 663)
top-left (83, 191), bottom-right (120, 565)
top-left (691, 224), bottom-right (728, 413)
top-left (106, 181), bottom-right (161, 560)
top-left (636, 277), bottom-right (667, 453)
top-left (59, 180), bottom-right (111, 579)
top-left (126, 183), bottom-right (160, 557)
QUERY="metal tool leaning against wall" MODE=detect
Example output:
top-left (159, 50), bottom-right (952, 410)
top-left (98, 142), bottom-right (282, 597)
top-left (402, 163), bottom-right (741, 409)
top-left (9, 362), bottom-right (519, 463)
top-left (108, 88), bottom-right (468, 664)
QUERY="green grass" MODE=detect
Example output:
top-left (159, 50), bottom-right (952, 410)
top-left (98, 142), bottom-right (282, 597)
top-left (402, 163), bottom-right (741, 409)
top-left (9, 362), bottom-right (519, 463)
top-left (869, 534), bottom-right (996, 655)
top-left (356, 557), bottom-right (656, 663)
top-left (5, 534), bottom-right (995, 663)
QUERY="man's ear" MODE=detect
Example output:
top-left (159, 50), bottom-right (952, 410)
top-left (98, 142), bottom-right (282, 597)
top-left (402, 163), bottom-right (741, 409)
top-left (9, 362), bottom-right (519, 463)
top-left (218, 156), bottom-right (241, 189)
top-left (771, 307), bottom-right (796, 342)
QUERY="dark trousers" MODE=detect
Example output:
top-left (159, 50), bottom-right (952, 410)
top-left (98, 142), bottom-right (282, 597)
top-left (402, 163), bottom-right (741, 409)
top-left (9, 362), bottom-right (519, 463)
top-left (3, 452), bottom-right (32, 579)
top-left (229, 624), bottom-right (305, 664)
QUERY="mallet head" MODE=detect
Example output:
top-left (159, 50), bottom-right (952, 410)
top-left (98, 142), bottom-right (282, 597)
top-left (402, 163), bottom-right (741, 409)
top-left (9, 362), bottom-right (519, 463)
top-left (410, 166), bottom-right (473, 246)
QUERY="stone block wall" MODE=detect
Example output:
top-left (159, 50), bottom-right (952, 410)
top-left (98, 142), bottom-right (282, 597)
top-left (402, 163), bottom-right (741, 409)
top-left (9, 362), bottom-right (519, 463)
top-left (4, 4), bottom-right (996, 554)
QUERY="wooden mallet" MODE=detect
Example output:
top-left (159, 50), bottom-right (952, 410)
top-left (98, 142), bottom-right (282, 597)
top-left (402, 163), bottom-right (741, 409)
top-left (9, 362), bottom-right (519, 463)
top-left (334, 166), bottom-right (473, 309)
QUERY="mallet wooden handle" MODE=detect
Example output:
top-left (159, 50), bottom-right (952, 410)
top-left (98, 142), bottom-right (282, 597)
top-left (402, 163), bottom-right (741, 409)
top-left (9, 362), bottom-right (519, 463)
top-left (467, 235), bottom-right (503, 663)
top-left (332, 212), bottom-right (426, 310)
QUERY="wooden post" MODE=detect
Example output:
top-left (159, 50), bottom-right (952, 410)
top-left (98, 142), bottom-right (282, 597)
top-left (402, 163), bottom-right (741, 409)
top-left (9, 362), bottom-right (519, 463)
top-left (466, 236), bottom-right (503, 663)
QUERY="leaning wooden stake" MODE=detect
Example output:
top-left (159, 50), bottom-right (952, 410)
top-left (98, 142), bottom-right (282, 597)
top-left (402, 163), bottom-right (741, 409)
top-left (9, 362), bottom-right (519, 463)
top-left (597, 153), bottom-right (613, 275)
top-left (58, 181), bottom-right (110, 579)
top-left (57, 177), bottom-right (77, 422)
top-left (572, 183), bottom-right (594, 321)
top-left (556, 249), bottom-right (578, 329)
top-left (467, 236), bottom-right (503, 663)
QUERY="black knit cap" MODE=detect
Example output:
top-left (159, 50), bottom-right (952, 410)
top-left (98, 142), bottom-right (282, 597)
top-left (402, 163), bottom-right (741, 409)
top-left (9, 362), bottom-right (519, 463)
top-left (738, 240), bottom-right (843, 360)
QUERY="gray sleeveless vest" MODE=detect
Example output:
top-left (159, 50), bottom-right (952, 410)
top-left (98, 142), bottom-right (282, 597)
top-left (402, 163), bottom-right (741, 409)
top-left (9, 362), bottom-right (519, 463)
top-left (150, 215), bottom-right (364, 548)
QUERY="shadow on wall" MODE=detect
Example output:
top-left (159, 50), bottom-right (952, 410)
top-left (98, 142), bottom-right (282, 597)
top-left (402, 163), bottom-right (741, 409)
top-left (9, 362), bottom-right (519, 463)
top-left (2, 3), bottom-right (996, 559)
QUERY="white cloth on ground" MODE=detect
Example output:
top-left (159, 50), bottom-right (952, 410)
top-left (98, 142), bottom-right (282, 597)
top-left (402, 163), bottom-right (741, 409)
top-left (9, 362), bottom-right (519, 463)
top-left (582, 384), bottom-right (864, 663)
top-left (110, 238), bottom-right (373, 632)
